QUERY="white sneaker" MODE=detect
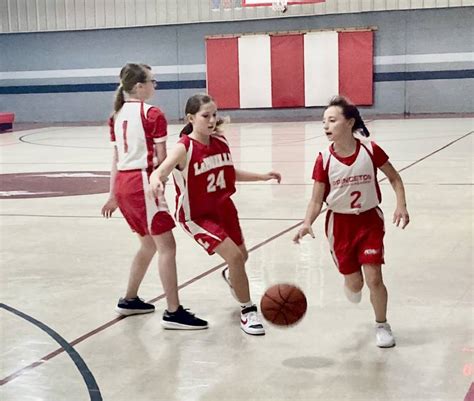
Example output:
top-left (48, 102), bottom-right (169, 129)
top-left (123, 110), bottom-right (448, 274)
top-left (344, 285), bottom-right (362, 303)
top-left (240, 305), bottom-right (265, 336)
top-left (375, 322), bottom-right (396, 348)
top-left (221, 267), bottom-right (239, 301)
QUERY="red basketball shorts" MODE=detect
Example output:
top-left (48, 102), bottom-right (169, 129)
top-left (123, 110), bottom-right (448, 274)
top-left (178, 199), bottom-right (244, 255)
top-left (325, 207), bottom-right (385, 275)
top-left (115, 169), bottom-right (175, 236)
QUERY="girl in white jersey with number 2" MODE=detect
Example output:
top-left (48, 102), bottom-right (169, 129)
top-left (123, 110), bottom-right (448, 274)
top-left (101, 63), bottom-right (207, 330)
top-left (149, 93), bottom-right (281, 336)
top-left (293, 96), bottom-right (409, 348)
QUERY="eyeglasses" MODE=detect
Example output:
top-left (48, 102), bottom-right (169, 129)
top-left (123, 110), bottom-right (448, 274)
top-left (144, 79), bottom-right (158, 89)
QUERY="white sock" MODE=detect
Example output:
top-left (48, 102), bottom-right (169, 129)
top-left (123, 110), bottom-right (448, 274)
top-left (240, 301), bottom-right (253, 310)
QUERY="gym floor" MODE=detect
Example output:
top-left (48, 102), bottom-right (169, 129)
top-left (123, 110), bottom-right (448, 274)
top-left (1, 117), bottom-right (473, 401)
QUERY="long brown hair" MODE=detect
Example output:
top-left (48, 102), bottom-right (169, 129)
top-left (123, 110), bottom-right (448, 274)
top-left (326, 96), bottom-right (370, 137)
top-left (113, 63), bottom-right (151, 113)
top-left (180, 93), bottom-right (225, 137)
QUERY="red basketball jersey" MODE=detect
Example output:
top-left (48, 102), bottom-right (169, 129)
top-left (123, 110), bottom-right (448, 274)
top-left (172, 134), bottom-right (236, 222)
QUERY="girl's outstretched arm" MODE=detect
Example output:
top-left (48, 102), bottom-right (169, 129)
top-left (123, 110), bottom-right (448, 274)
top-left (235, 169), bottom-right (281, 183)
top-left (379, 161), bottom-right (410, 229)
top-left (293, 181), bottom-right (325, 244)
top-left (149, 143), bottom-right (186, 197)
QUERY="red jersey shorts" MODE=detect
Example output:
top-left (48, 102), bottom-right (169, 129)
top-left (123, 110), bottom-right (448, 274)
top-left (325, 207), bottom-right (385, 275)
top-left (115, 170), bottom-right (175, 236)
top-left (179, 199), bottom-right (244, 255)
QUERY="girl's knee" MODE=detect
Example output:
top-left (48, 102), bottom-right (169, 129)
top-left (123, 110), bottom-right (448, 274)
top-left (153, 231), bottom-right (176, 253)
top-left (224, 247), bottom-right (246, 269)
top-left (139, 244), bottom-right (156, 258)
top-left (227, 249), bottom-right (245, 268)
top-left (346, 279), bottom-right (364, 292)
top-left (345, 273), bottom-right (364, 292)
top-left (215, 238), bottom-right (246, 268)
top-left (363, 265), bottom-right (384, 289)
top-left (365, 272), bottom-right (384, 289)
top-left (366, 277), bottom-right (384, 289)
top-left (156, 239), bottom-right (176, 258)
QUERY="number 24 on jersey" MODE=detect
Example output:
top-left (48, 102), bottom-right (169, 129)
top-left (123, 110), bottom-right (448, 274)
top-left (207, 170), bottom-right (226, 193)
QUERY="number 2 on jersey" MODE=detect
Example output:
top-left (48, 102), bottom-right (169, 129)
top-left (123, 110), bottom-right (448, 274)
top-left (350, 191), bottom-right (362, 209)
top-left (207, 170), bottom-right (226, 193)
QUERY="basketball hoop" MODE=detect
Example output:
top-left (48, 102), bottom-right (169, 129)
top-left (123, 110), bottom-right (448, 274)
top-left (272, 0), bottom-right (288, 12)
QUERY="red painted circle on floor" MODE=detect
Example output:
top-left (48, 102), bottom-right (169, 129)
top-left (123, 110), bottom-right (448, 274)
top-left (0, 171), bottom-right (110, 199)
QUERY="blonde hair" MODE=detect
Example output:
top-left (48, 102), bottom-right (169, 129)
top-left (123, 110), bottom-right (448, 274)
top-left (113, 63), bottom-right (151, 113)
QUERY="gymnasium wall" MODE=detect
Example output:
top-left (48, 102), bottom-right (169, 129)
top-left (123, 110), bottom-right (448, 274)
top-left (0, 7), bottom-right (473, 122)
top-left (1, 0), bottom-right (472, 33)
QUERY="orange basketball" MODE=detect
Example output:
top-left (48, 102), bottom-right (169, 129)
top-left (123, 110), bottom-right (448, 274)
top-left (260, 284), bottom-right (307, 326)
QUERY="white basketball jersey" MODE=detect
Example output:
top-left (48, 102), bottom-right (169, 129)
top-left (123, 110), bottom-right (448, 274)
top-left (113, 102), bottom-right (154, 171)
top-left (322, 141), bottom-right (381, 214)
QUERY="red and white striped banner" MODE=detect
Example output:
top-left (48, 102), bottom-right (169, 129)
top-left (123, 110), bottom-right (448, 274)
top-left (206, 30), bottom-right (373, 109)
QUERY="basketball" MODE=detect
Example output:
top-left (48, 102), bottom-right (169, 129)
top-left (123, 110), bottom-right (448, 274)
top-left (260, 284), bottom-right (307, 326)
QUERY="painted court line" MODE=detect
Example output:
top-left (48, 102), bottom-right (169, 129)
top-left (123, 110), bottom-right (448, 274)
top-left (0, 304), bottom-right (103, 400)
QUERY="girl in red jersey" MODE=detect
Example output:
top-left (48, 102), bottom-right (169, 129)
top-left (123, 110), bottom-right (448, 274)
top-left (101, 63), bottom-right (207, 330)
top-left (149, 93), bottom-right (281, 336)
top-left (293, 96), bottom-right (409, 348)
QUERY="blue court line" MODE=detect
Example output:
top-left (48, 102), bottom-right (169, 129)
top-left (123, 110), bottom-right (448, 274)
top-left (0, 70), bottom-right (472, 94)
top-left (0, 303), bottom-right (102, 400)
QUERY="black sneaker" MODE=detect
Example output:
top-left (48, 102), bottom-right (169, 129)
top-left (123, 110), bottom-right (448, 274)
top-left (115, 297), bottom-right (155, 316)
top-left (162, 305), bottom-right (208, 330)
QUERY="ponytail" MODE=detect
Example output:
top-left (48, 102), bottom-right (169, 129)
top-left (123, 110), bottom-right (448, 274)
top-left (353, 109), bottom-right (370, 137)
top-left (180, 122), bottom-right (193, 137)
top-left (214, 117), bottom-right (226, 133)
top-left (113, 86), bottom-right (125, 113)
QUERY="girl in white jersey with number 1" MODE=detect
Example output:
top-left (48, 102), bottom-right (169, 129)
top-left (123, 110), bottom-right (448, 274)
top-left (149, 93), bottom-right (281, 336)
top-left (101, 63), bottom-right (207, 330)
top-left (293, 96), bottom-right (409, 348)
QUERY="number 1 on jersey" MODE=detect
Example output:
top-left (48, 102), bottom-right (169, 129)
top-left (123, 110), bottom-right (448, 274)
top-left (122, 120), bottom-right (129, 153)
top-left (207, 170), bottom-right (226, 193)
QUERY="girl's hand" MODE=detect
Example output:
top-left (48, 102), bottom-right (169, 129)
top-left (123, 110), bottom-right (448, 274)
top-left (393, 206), bottom-right (410, 229)
top-left (148, 171), bottom-right (166, 199)
top-left (101, 197), bottom-right (118, 218)
top-left (292, 224), bottom-right (315, 244)
top-left (262, 171), bottom-right (281, 183)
